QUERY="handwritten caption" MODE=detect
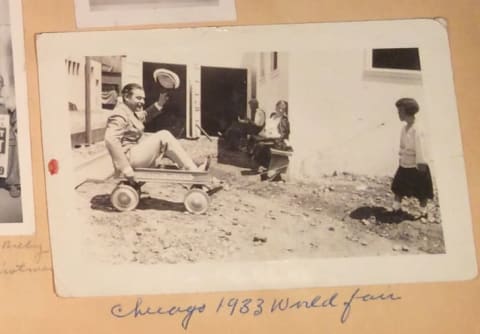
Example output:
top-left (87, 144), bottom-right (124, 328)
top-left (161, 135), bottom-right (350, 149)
top-left (0, 240), bottom-right (51, 275)
top-left (111, 288), bottom-right (401, 330)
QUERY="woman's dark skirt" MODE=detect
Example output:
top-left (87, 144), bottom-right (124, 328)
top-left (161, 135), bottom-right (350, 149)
top-left (391, 165), bottom-right (434, 201)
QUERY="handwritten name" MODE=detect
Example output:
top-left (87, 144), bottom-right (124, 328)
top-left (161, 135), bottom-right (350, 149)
top-left (0, 240), bottom-right (52, 276)
top-left (110, 288), bottom-right (401, 330)
top-left (1, 240), bottom-right (50, 263)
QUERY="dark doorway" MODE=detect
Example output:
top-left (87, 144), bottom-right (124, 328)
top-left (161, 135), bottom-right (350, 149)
top-left (201, 66), bottom-right (247, 136)
top-left (143, 62), bottom-right (187, 138)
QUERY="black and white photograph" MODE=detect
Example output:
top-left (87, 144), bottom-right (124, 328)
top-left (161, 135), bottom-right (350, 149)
top-left (0, 0), bottom-right (34, 234)
top-left (37, 21), bottom-right (476, 296)
top-left (74, 0), bottom-right (236, 27)
top-left (89, 0), bottom-right (219, 11)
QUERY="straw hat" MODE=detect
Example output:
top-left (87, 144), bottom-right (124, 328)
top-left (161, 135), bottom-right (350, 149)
top-left (153, 68), bottom-right (180, 89)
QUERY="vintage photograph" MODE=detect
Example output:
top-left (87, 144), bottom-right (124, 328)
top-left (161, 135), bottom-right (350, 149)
top-left (0, 0), bottom-right (34, 233)
top-left (70, 50), bottom-right (444, 266)
top-left (37, 21), bottom-right (476, 296)
top-left (74, 0), bottom-right (236, 27)
top-left (89, 0), bottom-right (219, 11)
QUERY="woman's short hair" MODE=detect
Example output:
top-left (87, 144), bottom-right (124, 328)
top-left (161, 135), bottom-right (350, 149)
top-left (395, 98), bottom-right (419, 115)
top-left (248, 98), bottom-right (259, 109)
top-left (121, 83), bottom-right (143, 100)
top-left (276, 100), bottom-right (289, 115)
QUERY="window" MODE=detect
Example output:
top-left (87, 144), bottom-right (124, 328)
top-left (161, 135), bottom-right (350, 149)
top-left (272, 51), bottom-right (278, 71)
top-left (270, 51), bottom-right (280, 78)
top-left (365, 47), bottom-right (422, 80)
top-left (372, 48), bottom-right (421, 70)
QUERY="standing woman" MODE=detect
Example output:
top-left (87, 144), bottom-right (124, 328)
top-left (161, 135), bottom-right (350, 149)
top-left (391, 98), bottom-right (433, 217)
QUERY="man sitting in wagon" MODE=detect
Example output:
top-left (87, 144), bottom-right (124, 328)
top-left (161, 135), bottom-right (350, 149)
top-left (104, 69), bottom-right (208, 184)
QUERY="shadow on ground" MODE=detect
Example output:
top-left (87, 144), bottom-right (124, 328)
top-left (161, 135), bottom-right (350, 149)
top-left (90, 194), bottom-right (185, 213)
top-left (349, 206), bottom-right (416, 224)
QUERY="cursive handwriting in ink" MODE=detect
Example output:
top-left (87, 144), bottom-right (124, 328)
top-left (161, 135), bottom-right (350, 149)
top-left (111, 297), bottom-right (206, 330)
top-left (271, 293), bottom-right (339, 312)
top-left (215, 293), bottom-right (339, 317)
top-left (341, 288), bottom-right (402, 323)
top-left (0, 262), bottom-right (52, 275)
top-left (110, 289), bottom-right (402, 329)
top-left (1, 240), bottom-right (50, 263)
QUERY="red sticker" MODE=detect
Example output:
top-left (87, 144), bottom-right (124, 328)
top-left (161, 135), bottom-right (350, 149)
top-left (48, 159), bottom-right (59, 175)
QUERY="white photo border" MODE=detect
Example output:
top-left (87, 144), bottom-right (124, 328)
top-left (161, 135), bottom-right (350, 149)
top-left (37, 20), bottom-right (477, 297)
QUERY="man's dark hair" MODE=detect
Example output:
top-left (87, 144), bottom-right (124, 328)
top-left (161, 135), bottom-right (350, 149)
top-left (121, 83), bottom-right (143, 101)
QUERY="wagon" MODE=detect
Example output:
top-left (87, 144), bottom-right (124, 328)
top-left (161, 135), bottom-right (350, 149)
top-left (110, 167), bottom-right (216, 215)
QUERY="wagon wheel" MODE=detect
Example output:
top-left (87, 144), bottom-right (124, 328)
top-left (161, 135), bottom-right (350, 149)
top-left (111, 184), bottom-right (140, 212)
top-left (184, 188), bottom-right (210, 215)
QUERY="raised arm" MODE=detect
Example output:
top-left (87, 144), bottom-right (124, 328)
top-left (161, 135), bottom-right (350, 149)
top-left (144, 92), bottom-right (169, 123)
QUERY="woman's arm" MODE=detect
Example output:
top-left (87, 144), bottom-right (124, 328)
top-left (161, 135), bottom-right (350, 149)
top-left (278, 116), bottom-right (290, 139)
top-left (415, 127), bottom-right (428, 171)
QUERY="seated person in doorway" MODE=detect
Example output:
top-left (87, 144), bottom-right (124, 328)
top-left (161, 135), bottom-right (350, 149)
top-left (252, 99), bottom-right (291, 169)
top-left (224, 98), bottom-right (266, 151)
top-left (104, 71), bottom-right (208, 184)
top-left (0, 74), bottom-right (20, 198)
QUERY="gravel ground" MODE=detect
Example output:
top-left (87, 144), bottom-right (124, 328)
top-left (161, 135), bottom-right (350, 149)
top-left (74, 137), bottom-right (445, 265)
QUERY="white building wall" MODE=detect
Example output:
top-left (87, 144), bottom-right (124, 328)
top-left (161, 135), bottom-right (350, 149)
top-left (66, 56), bottom-right (86, 112)
top-left (90, 59), bottom-right (102, 110)
top-left (67, 56), bottom-right (103, 134)
top-left (288, 49), bottom-right (427, 179)
top-left (66, 57), bottom-right (102, 112)
top-left (253, 52), bottom-right (289, 116)
top-left (0, 26), bottom-right (15, 106)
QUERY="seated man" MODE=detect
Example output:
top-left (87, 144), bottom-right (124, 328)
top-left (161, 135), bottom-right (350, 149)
top-left (105, 73), bottom-right (207, 183)
top-left (251, 99), bottom-right (292, 169)
top-left (224, 98), bottom-right (265, 151)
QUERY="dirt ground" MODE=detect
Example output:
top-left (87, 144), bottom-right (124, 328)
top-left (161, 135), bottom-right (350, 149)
top-left (75, 137), bottom-right (445, 265)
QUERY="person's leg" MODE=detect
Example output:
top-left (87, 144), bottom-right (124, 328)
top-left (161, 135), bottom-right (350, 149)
top-left (6, 142), bottom-right (20, 198)
top-left (225, 122), bottom-right (247, 151)
top-left (392, 195), bottom-right (402, 211)
top-left (419, 198), bottom-right (428, 218)
top-left (254, 143), bottom-right (273, 169)
top-left (129, 130), bottom-right (198, 170)
top-left (416, 165), bottom-right (433, 218)
top-left (391, 166), bottom-right (407, 212)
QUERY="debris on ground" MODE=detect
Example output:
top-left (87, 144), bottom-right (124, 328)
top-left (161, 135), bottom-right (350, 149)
top-left (77, 138), bottom-right (445, 264)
